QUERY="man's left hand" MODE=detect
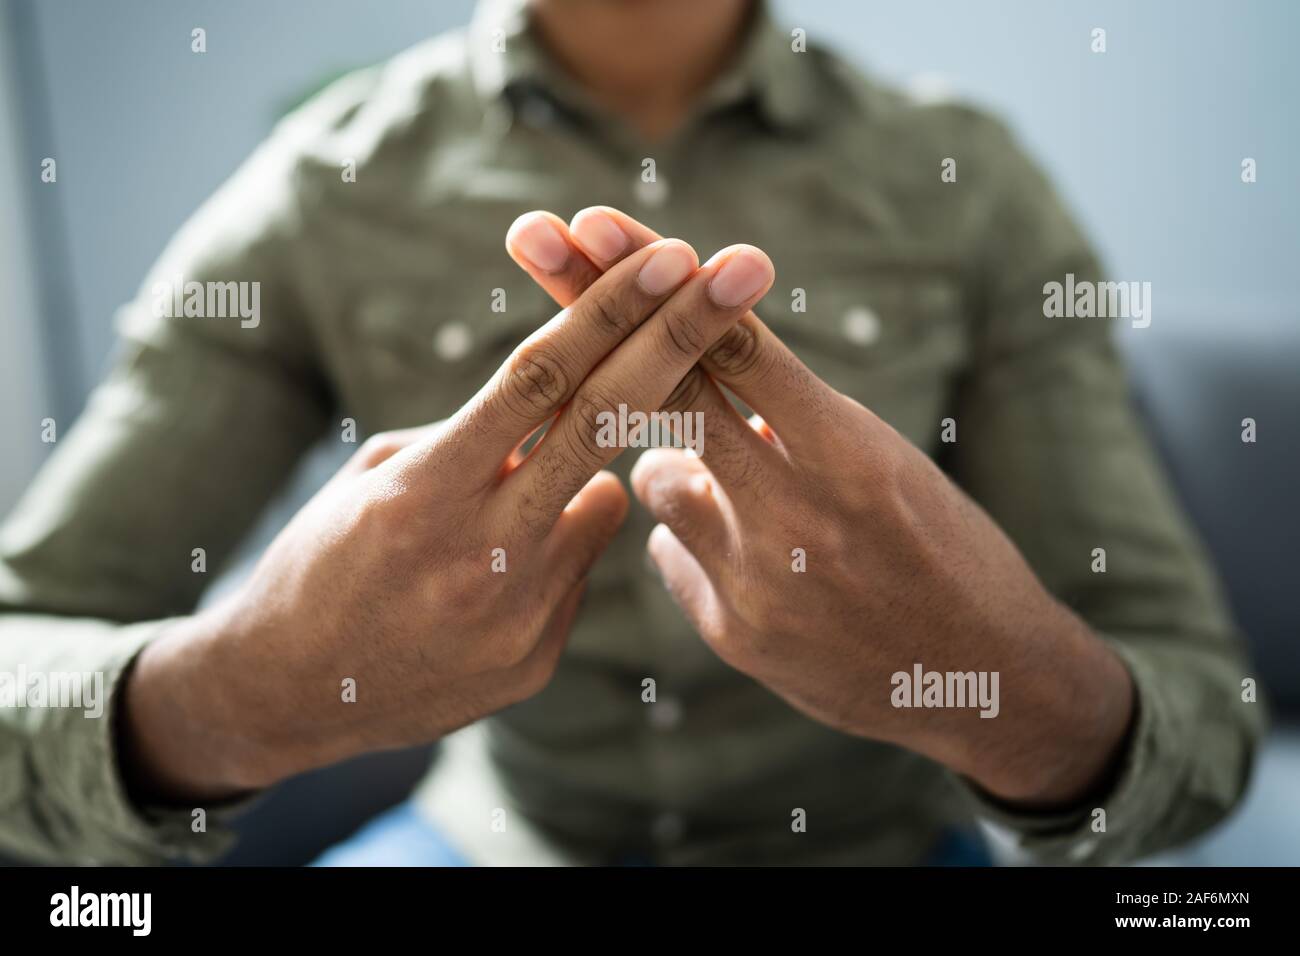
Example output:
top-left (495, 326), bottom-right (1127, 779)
top-left (508, 206), bottom-right (1136, 808)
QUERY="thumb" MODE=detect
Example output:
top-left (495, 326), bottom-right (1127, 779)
top-left (541, 470), bottom-right (629, 596)
top-left (647, 523), bottom-right (725, 641)
top-left (631, 448), bottom-right (734, 580)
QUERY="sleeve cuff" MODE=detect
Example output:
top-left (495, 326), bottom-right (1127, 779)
top-left (31, 619), bottom-right (256, 865)
top-left (958, 640), bottom-right (1186, 865)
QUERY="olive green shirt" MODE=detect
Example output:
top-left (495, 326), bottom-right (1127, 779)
top-left (0, 0), bottom-right (1262, 865)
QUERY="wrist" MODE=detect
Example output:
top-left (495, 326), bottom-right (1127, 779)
top-left (119, 606), bottom-right (282, 803)
top-left (959, 607), bottom-right (1136, 807)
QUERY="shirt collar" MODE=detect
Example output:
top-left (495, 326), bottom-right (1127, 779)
top-left (467, 0), bottom-right (540, 104)
top-left (467, 0), bottom-right (822, 134)
top-left (706, 0), bottom-right (823, 132)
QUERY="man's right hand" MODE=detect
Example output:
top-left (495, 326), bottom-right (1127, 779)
top-left (120, 214), bottom-right (775, 802)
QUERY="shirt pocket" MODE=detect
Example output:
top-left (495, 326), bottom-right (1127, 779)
top-left (341, 272), bottom-right (558, 429)
top-left (759, 262), bottom-right (970, 441)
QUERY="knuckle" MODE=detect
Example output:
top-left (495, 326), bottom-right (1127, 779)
top-left (513, 490), bottom-right (556, 542)
top-left (659, 305), bottom-right (709, 359)
top-left (818, 515), bottom-right (854, 566)
top-left (458, 619), bottom-right (524, 676)
top-left (705, 321), bottom-right (764, 379)
top-left (582, 285), bottom-right (637, 338)
top-left (502, 345), bottom-right (571, 419)
top-left (516, 648), bottom-right (560, 697)
top-left (441, 581), bottom-right (483, 624)
top-left (348, 490), bottom-right (391, 545)
top-left (865, 444), bottom-right (908, 508)
top-left (648, 487), bottom-right (687, 527)
top-left (662, 367), bottom-right (707, 412)
top-left (355, 476), bottom-right (414, 540)
top-left (562, 388), bottom-right (618, 468)
top-left (719, 442), bottom-right (763, 488)
top-left (705, 625), bottom-right (748, 668)
top-left (498, 630), bottom-right (537, 669)
top-left (439, 552), bottom-right (497, 613)
top-left (354, 432), bottom-right (402, 469)
top-left (647, 478), bottom-right (697, 529)
top-left (461, 637), bottom-right (501, 674)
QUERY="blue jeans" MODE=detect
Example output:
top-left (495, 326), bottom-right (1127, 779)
top-left (311, 803), bottom-right (470, 867)
top-left (310, 801), bottom-right (992, 866)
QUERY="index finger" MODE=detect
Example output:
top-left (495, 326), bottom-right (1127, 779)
top-left (507, 243), bottom-right (775, 531)
top-left (567, 207), bottom-right (842, 449)
top-left (421, 214), bottom-right (699, 482)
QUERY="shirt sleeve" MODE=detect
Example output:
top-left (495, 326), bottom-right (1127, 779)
top-left (945, 116), bottom-right (1266, 864)
top-left (0, 105), bottom-right (340, 864)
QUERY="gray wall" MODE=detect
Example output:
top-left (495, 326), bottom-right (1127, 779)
top-left (0, 2), bottom-right (49, 510)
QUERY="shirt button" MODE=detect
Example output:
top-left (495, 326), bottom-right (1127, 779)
top-left (434, 322), bottom-right (472, 362)
top-left (651, 812), bottom-right (685, 845)
top-left (841, 306), bottom-right (881, 346)
top-left (635, 176), bottom-right (670, 208)
top-left (647, 696), bottom-right (683, 731)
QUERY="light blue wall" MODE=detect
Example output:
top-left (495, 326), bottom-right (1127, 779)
top-left (13, 0), bottom-right (474, 395)
top-left (785, 0), bottom-right (1300, 339)
top-left (0, 2), bottom-right (49, 509)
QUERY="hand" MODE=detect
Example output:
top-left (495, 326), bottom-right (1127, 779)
top-left (518, 206), bottom-right (1135, 807)
top-left (121, 220), bottom-right (775, 801)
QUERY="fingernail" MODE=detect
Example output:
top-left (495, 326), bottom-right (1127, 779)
top-left (707, 247), bottom-right (773, 307)
top-left (637, 242), bottom-right (696, 295)
top-left (508, 214), bottom-right (570, 273)
top-left (571, 209), bottom-right (629, 262)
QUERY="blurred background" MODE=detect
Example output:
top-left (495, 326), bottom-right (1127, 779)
top-left (1, 0), bottom-right (1296, 864)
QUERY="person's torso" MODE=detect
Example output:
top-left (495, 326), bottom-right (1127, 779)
top-left (289, 27), bottom-right (984, 862)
